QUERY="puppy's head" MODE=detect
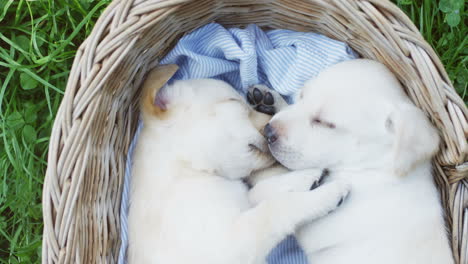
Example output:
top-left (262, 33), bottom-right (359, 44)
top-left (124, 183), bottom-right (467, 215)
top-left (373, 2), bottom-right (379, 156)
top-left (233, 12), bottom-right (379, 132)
top-left (141, 69), bottom-right (274, 179)
top-left (266, 59), bottom-right (439, 176)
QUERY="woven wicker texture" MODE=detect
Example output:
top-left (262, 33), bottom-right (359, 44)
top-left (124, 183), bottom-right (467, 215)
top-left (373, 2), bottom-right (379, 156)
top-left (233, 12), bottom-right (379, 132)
top-left (42, 0), bottom-right (468, 263)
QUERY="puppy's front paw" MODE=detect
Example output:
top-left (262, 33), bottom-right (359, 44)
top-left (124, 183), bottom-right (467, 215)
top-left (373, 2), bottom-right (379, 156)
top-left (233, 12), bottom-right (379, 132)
top-left (247, 85), bottom-right (287, 115)
top-left (315, 180), bottom-right (351, 215)
top-left (328, 181), bottom-right (351, 212)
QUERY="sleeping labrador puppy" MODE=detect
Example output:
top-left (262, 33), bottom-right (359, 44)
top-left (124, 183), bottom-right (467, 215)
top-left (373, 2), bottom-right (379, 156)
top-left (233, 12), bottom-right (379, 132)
top-left (127, 65), bottom-right (350, 264)
top-left (248, 59), bottom-right (454, 264)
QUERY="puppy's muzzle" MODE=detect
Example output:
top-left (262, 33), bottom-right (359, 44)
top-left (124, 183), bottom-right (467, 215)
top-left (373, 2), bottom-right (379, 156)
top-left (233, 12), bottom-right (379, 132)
top-left (264, 123), bottom-right (278, 144)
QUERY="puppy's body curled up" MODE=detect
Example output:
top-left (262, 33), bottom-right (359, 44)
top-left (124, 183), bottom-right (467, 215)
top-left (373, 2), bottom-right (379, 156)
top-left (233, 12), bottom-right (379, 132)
top-left (127, 65), bottom-right (350, 264)
top-left (250, 60), bottom-right (454, 264)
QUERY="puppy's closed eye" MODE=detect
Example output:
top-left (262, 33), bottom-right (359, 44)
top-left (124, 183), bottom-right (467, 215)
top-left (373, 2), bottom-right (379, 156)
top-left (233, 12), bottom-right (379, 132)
top-left (311, 117), bottom-right (336, 129)
top-left (218, 98), bottom-right (241, 104)
top-left (218, 98), bottom-right (249, 114)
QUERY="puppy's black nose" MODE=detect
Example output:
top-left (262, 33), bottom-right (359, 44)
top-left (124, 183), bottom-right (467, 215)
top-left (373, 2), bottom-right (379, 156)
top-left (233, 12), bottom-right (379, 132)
top-left (264, 123), bottom-right (278, 144)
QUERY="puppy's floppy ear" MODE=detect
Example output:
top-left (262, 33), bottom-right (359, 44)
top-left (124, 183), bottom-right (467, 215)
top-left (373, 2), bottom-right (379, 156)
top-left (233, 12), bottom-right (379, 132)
top-left (141, 64), bottom-right (178, 119)
top-left (386, 103), bottom-right (440, 176)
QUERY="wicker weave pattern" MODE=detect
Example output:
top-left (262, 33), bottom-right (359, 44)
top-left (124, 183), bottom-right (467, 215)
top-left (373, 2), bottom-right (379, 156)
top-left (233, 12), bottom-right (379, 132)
top-left (42, 0), bottom-right (468, 263)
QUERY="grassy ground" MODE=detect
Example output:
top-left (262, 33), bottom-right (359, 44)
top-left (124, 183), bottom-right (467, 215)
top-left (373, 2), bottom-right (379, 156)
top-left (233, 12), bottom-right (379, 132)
top-left (0, 0), bottom-right (466, 262)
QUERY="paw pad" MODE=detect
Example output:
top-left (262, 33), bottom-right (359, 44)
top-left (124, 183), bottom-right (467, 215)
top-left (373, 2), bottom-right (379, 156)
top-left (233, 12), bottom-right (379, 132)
top-left (336, 189), bottom-right (350, 208)
top-left (309, 168), bottom-right (330, 190)
top-left (337, 197), bottom-right (344, 207)
top-left (247, 86), bottom-right (276, 115)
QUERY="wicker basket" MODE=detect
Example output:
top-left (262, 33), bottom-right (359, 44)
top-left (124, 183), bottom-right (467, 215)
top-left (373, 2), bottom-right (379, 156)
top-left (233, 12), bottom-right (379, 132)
top-left (42, 0), bottom-right (468, 263)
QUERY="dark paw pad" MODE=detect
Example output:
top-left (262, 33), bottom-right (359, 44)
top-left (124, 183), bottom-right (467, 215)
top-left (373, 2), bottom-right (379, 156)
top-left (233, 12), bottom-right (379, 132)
top-left (336, 191), bottom-right (350, 208)
top-left (337, 197), bottom-right (344, 207)
top-left (247, 86), bottom-right (276, 115)
top-left (309, 168), bottom-right (330, 190)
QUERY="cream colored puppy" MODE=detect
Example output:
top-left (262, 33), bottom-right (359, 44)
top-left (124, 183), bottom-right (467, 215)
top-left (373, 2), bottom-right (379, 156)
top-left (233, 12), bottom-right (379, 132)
top-left (127, 65), bottom-right (350, 264)
top-left (249, 59), bottom-right (454, 264)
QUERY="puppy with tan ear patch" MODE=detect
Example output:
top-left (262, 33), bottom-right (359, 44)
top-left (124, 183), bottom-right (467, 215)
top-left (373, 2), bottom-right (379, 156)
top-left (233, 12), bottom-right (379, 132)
top-left (127, 65), bottom-right (350, 264)
top-left (249, 59), bottom-right (454, 264)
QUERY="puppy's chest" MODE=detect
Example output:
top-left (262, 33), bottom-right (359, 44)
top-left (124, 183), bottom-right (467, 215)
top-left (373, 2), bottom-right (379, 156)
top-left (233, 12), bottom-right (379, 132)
top-left (163, 178), bottom-right (250, 236)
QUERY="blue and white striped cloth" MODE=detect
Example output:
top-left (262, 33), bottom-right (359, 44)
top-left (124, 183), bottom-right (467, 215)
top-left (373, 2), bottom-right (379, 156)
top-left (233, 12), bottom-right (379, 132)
top-left (118, 23), bottom-right (357, 264)
top-left (160, 23), bottom-right (357, 102)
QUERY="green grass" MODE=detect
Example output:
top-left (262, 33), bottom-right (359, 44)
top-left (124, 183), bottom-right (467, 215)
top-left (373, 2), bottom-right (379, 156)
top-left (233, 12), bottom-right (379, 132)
top-left (0, 0), bottom-right (466, 262)
top-left (394, 0), bottom-right (467, 100)
top-left (0, 1), bottom-right (111, 263)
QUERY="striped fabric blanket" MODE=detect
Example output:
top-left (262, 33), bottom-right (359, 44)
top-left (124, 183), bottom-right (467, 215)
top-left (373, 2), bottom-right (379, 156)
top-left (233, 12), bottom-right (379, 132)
top-left (118, 23), bottom-right (357, 264)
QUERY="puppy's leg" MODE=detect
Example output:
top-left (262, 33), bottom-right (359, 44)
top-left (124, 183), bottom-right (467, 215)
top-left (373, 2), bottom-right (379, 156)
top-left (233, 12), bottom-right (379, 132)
top-left (230, 170), bottom-right (350, 263)
top-left (247, 84), bottom-right (288, 115)
top-left (249, 168), bottom-right (329, 205)
top-left (247, 163), bottom-right (290, 187)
